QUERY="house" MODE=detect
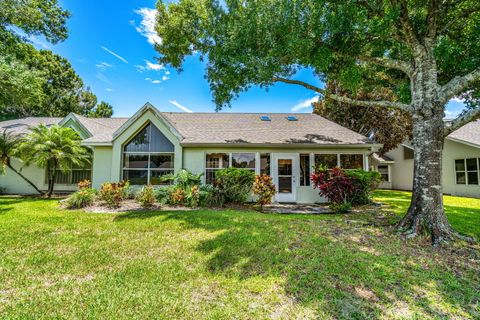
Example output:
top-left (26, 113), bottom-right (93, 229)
top-left (0, 103), bottom-right (379, 203)
top-left (370, 119), bottom-right (480, 198)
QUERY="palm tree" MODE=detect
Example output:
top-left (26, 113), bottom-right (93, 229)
top-left (0, 130), bottom-right (44, 195)
top-left (16, 125), bottom-right (91, 197)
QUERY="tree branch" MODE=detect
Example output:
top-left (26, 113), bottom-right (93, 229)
top-left (273, 77), bottom-right (411, 111)
top-left (392, 0), bottom-right (422, 50)
top-left (441, 68), bottom-right (480, 103)
top-left (444, 107), bottom-right (480, 136)
top-left (358, 55), bottom-right (413, 77)
top-left (425, 0), bottom-right (439, 42)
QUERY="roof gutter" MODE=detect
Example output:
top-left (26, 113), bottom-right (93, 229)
top-left (180, 142), bottom-right (383, 149)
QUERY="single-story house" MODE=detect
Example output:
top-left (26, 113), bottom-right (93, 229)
top-left (370, 119), bottom-right (480, 198)
top-left (0, 103), bottom-right (379, 203)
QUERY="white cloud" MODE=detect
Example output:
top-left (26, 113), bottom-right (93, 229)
top-left (101, 46), bottom-right (128, 64)
top-left (106, 88), bottom-right (113, 92)
top-left (162, 75), bottom-right (170, 81)
top-left (29, 36), bottom-right (51, 50)
top-left (96, 73), bottom-right (112, 85)
top-left (95, 62), bottom-right (113, 71)
top-left (168, 100), bottom-right (193, 113)
top-left (135, 59), bottom-right (165, 72)
top-left (291, 95), bottom-right (319, 112)
top-left (134, 8), bottom-right (162, 45)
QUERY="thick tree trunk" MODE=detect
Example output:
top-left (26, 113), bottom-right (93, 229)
top-left (397, 109), bottom-right (453, 245)
top-left (6, 162), bottom-right (44, 195)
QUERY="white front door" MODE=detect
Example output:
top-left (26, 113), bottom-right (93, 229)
top-left (272, 154), bottom-right (298, 203)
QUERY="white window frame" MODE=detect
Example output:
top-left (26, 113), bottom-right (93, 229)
top-left (455, 158), bottom-right (480, 185)
top-left (122, 152), bottom-right (174, 185)
top-left (313, 152), bottom-right (366, 170)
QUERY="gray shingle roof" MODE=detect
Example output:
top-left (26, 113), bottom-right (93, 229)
top-left (0, 112), bottom-right (374, 146)
top-left (161, 112), bottom-right (372, 145)
top-left (448, 119), bottom-right (480, 147)
top-left (73, 115), bottom-right (128, 143)
top-left (0, 117), bottom-right (62, 135)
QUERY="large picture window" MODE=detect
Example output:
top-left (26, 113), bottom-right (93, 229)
top-left (205, 153), bottom-right (229, 184)
top-left (340, 154), bottom-right (364, 169)
top-left (46, 162), bottom-right (92, 185)
top-left (314, 154), bottom-right (338, 169)
top-left (232, 153), bottom-right (255, 170)
top-left (455, 158), bottom-right (480, 185)
top-left (122, 122), bottom-right (174, 185)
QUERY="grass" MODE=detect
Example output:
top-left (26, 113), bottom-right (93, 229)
top-left (373, 190), bottom-right (480, 239)
top-left (0, 195), bottom-right (479, 319)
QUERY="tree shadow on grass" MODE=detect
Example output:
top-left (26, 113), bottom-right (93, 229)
top-left (115, 209), bottom-right (479, 318)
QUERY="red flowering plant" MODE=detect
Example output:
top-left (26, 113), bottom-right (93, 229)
top-left (311, 165), bottom-right (355, 213)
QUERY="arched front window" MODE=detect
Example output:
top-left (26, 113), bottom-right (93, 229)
top-left (122, 122), bottom-right (174, 185)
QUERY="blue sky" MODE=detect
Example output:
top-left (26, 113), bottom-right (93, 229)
top-left (30, 0), bottom-right (465, 118)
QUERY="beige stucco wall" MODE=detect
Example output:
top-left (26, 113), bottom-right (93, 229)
top-left (91, 146), bottom-right (113, 189)
top-left (443, 139), bottom-right (480, 197)
top-left (386, 139), bottom-right (480, 198)
top-left (0, 158), bottom-right (78, 194)
top-left (385, 146), bottom-right (414, 191)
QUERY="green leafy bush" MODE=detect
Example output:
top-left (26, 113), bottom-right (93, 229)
top-left (136, 185), bottom-right (156, 209)
top-left (99, 181), bottom-right (128, 208)
top-left (344, 170), bottom-right (382, 205)
top-left (154, 186), bottom-right (175, 205)
top-left (215, 167), bottom-right (255, 204)
top-left (252, 174), bottom-right (276, 210)
top-left (198, 184), bottom-right (224, 207)
top-left (65, 188), bottom-right (96, 209)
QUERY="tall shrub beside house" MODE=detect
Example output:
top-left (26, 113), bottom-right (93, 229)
top-left (311, 166), bottom-right (381, 213)
top-left (16, 125), bottom-right (90, 197)
top-left (215, 167), bottom-right (255, 204)
top-left (252, 174), bottom-right (276, 211)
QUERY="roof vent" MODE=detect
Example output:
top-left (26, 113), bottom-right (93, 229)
top-left (286, 116), bottom-right (298, 121)
top-left (260, 116), bottom-right (271, 121)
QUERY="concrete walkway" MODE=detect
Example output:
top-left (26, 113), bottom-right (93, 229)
top-left (262, 203), bottom-right (333, 214)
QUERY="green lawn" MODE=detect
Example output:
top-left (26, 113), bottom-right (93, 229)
top-left (0, 196), bottom-right (479, 319)
top-left (373, 190), bottom-right (480, 239)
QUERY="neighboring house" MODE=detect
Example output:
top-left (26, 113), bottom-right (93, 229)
top-left (0, 103), bottom-right (379, 203)
top-left (371, 119), bottom-right (480, 198)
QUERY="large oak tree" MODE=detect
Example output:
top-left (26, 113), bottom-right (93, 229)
top-left (155, 0), bottom-right (480, 244)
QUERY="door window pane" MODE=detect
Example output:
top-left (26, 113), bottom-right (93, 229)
top-left (232, 153), bottom-right (255, 169)
top-left (315, 154), bottom-right (337, 169)
top-left (278, 159), bottom-right (292, 175)
top-left (278, 177), bottom-right (292, 193)
top-left (300, 154), bottom-right (310, 186)
top-left (340, 154), bottom-right (364, 169)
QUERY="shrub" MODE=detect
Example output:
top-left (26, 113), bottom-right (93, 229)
top-left (136, 185), bottom-right (156, 209)
top-left (198, 184), bottom-right (224, 207)
top-left (155, 186), bottom-right (174, 205)
top-left (99, 181), bottom-right (128, 208)
top-left (0, 186), bottom-right (6, 195)
top-left (214, 167), bottom-right (255, 203)
top-left (170, 188), bottom-right (186, 205)
top-left (311, 167), bottom-right (355, 213)
top-left (345, 170), bottom-right (382, 205)
top-left (311, 167), bottom-right (381, 213)
top-left (65, 188), bottom-right (96, 209)
top-left (122, 181), bottom-right (136, 199)
top-left (185, 185), bottom-right (200, 208)
top-left (252, 174), bottom-right (276, 210)
top-left (77, 179), bottom-right (91, 189)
